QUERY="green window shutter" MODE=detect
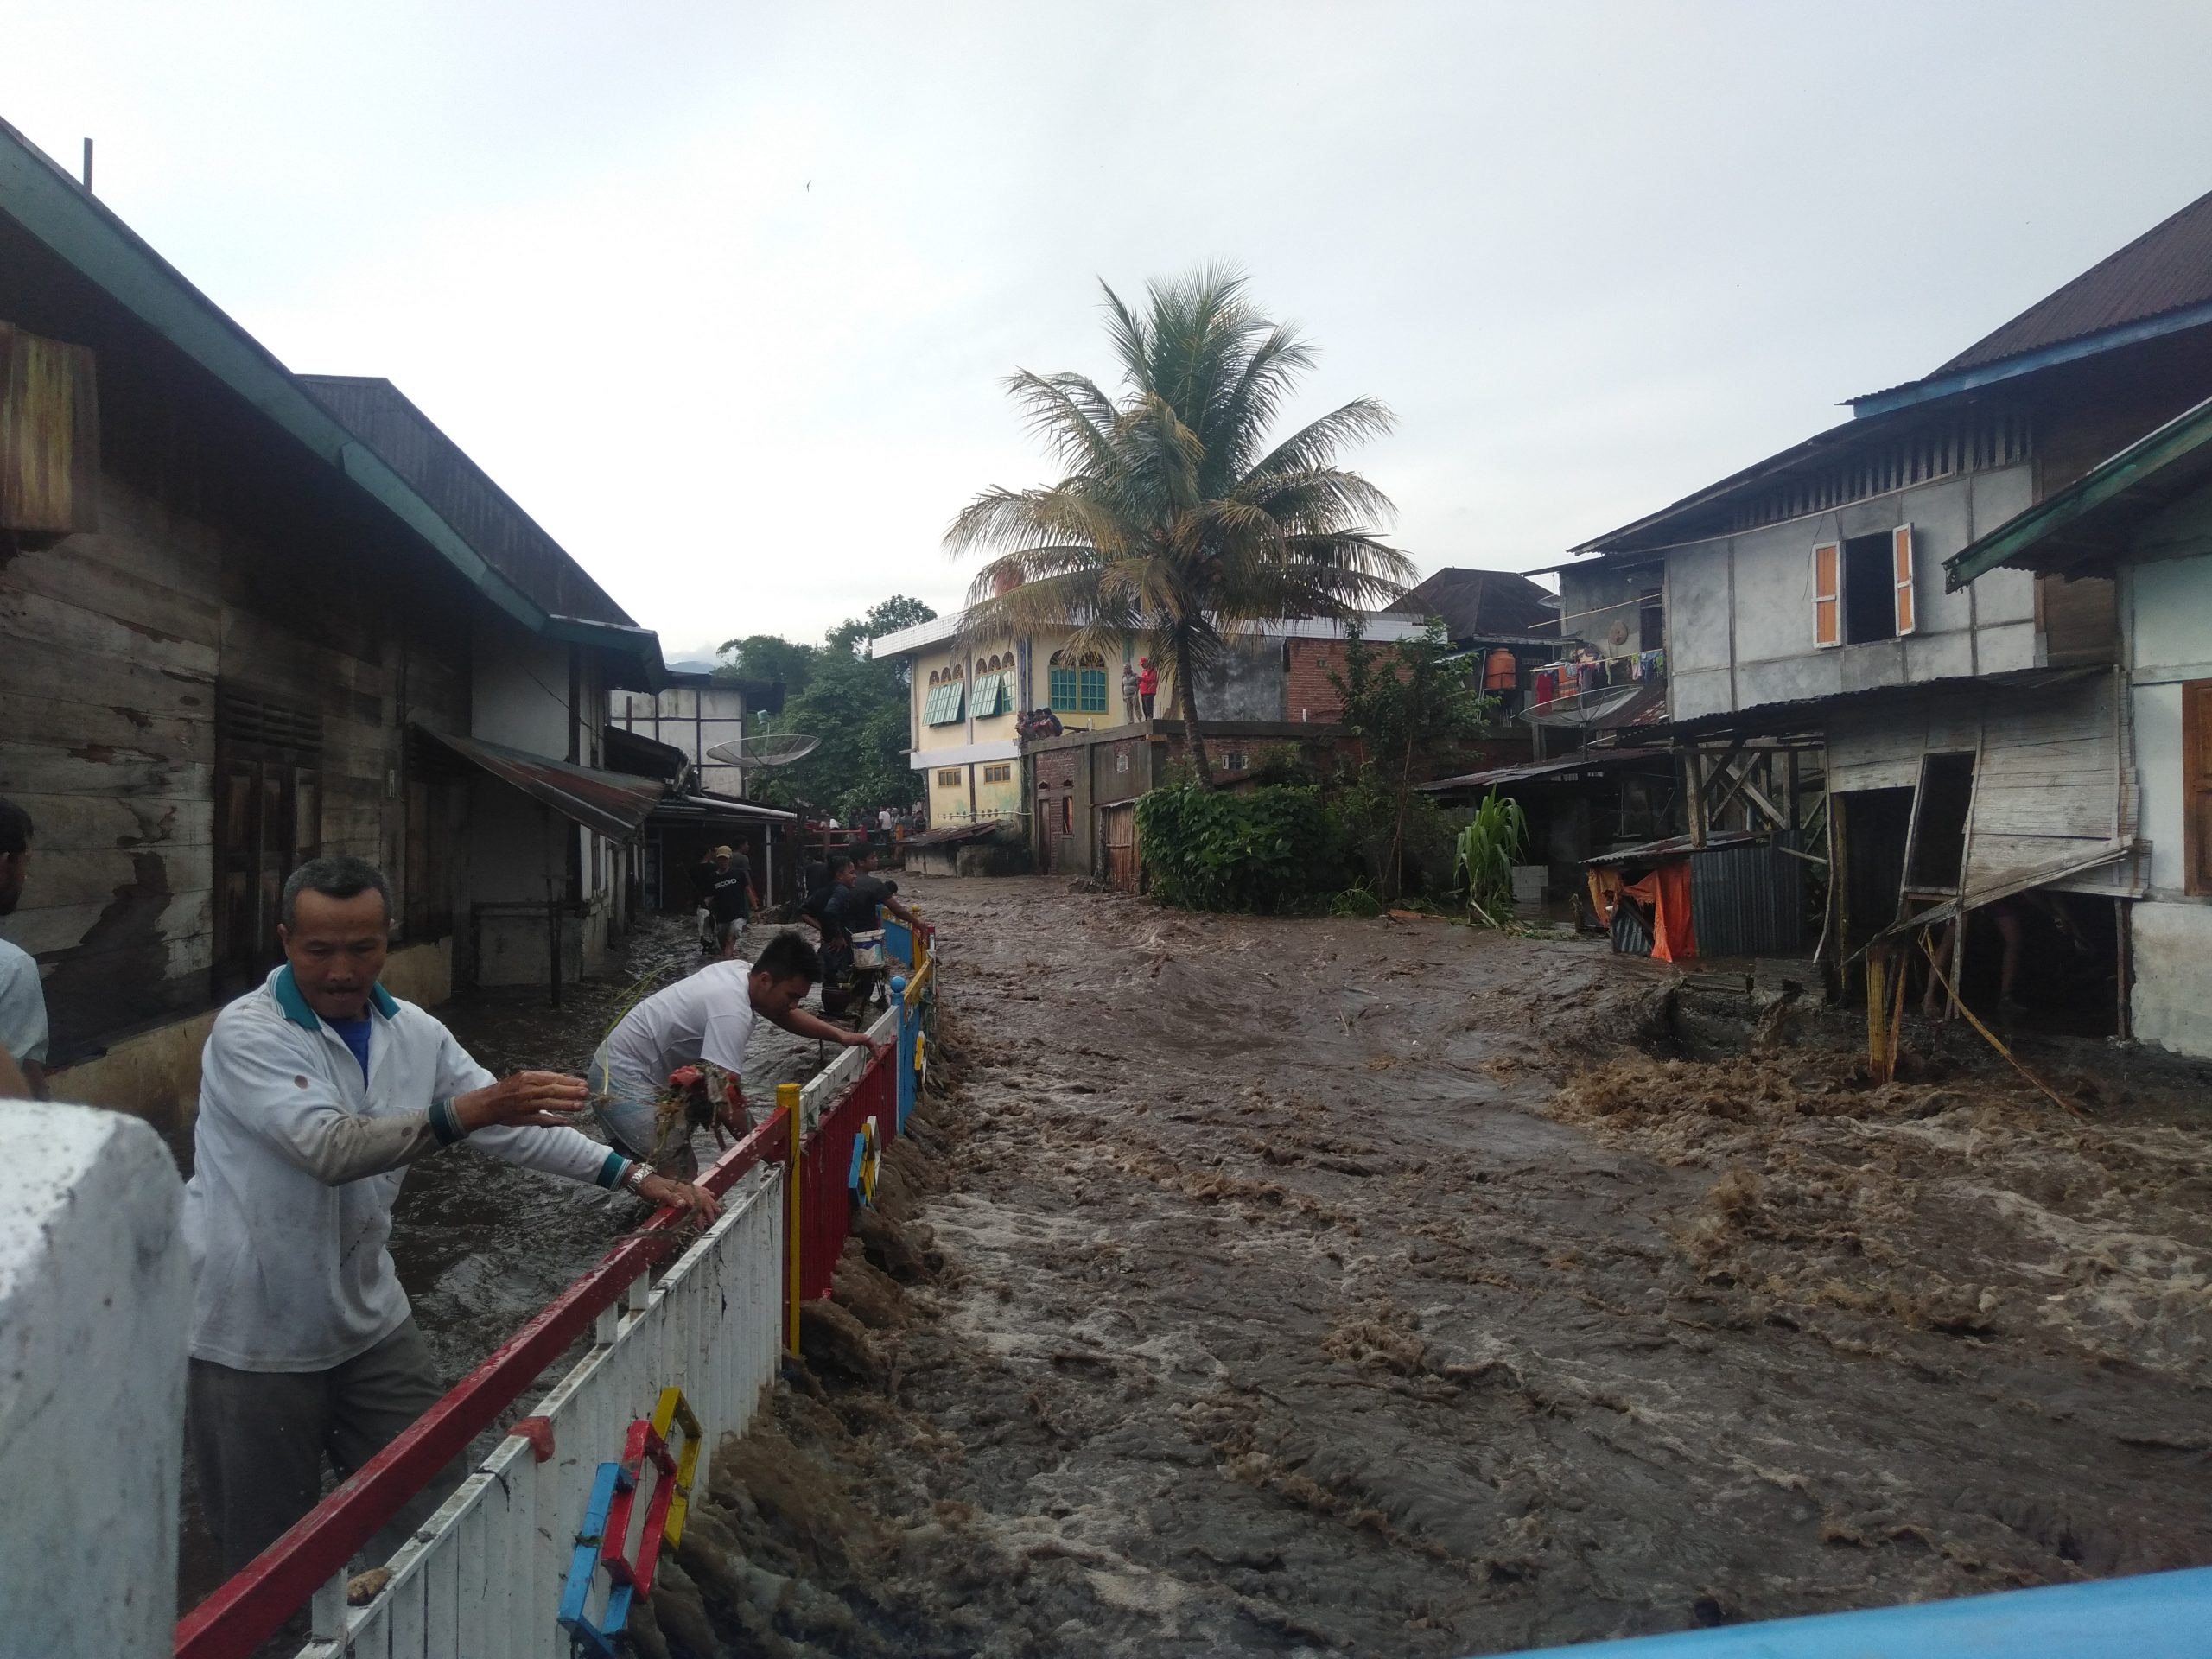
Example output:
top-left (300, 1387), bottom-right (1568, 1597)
top-left (1049, 667), bottom-right (1077, 709)
top-left (1080, 669), bottom-right (1109, 712)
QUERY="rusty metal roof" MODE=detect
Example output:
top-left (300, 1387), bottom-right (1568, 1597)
top-left (416, 726), bottom-right (664, 839)
top-left (1402, 569), bottom-right (1560, 640)
top-left (1419, 746), bottom-right (1669, 795)
top-left (1936, 189), bottom-right (2212, 376)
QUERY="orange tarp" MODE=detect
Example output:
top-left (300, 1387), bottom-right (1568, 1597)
top-left (1589, 861), bottom-right (1696, 962)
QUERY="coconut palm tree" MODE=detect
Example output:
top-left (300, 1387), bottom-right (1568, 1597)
top-left (946, 266), bottom-right (1412, 784)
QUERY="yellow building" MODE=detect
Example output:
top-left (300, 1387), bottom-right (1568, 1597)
top-left (874, 614), bottom-right (1158, 828)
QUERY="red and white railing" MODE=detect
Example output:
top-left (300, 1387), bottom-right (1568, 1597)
top-left (175, 933), bottom-right (932, 1659)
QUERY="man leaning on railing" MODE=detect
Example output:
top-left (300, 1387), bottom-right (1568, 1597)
top-left (181, 855), bottom-right (720, 1579)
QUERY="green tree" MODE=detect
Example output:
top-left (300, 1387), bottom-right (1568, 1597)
top-left (947, 267), bottom-right (1412, 784)
top-left (1327, 620), bottom-right (1495, 901)
top-left (714, 632), bottom-right (816, 700)
top-left (716, 596), bottom-right (938, 818)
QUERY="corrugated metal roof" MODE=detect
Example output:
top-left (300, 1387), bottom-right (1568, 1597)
top-left (1402, 569), bottom-right (1560, 640)
top-left (1419, 746), bottom-right (1670, 795)
top-left (416, 726), bottom-right (664, 839)
top-left (1934, 189), bottom-right (2212, 377)
top-left (301, 376), bottom-right (634, 630)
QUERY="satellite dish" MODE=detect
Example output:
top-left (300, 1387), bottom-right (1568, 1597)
top-left (706, 734), bottom-right (821, 769)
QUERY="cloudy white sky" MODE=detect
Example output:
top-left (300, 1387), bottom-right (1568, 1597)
top-left (10, 3), bottom-right (2212, 658)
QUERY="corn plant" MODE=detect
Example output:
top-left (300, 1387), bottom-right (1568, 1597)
top-left (1452, 790), bottom-right (1529, 927)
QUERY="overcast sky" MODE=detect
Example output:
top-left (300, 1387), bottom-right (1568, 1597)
top-left (11, 3), bottom-right (2212, 659)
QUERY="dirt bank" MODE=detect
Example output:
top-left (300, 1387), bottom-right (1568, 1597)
top-left (649, 874), bottom-right (2211, 1658)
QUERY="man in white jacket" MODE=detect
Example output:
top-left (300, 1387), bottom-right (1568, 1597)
top-left (184, 855), bottom-right (716, 1576)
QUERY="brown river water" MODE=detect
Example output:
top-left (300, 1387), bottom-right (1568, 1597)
top-left (180, 880), bottom-right (2212, 1656)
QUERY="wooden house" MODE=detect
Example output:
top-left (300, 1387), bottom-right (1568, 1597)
top-left (1544, 187), bottom-right (2212, 1027)
top-left (0, 118), bottom-right (690, 1129)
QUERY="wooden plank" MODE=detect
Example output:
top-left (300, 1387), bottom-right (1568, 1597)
top-left (0, 793), bottom-right (213, 855)
top-left (0, 635), bottom-right (213, 715)
top-left (0, 584), bottom-right (219, 677)
top-left (5, 846), bottom-right (218, 911)
top-left (3, 541), bottom-right (223, 646)
top-left (2, 696), bottom-right (213, 761)
top-left (0, 740), bottom-right (210, 799)
top-left (4, 888), bottom-right (212, 957)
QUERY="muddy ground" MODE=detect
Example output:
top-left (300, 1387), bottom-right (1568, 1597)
top-left (634, 874), bottom-right (2212, 1659)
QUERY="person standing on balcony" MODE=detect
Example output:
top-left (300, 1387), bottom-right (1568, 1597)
top-left (184, 855), bottom-right (720, 1577)
top-left (1121, 660), bottom-right (1141, 723)
top-left (1137, 656), bottom-right (1159, 721)
top-left (0, 799), bottom-right (49, 1099)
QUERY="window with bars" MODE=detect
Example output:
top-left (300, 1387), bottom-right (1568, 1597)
top-left (982, 763), bottom-right (1011, 784)
top-left (1079, 668), bottom-right (1109, 713)
top-left (937, 768), bottom-right (963, 787)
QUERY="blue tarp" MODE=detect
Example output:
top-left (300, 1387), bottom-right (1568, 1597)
top-left (1485, 1567), bottom-right (2212, 1659)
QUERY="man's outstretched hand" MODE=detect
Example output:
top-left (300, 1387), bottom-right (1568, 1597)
top-left (639, 1173), bottom-right (721, 1224)
top-left (454, 1071), bottom-right (591, 1132)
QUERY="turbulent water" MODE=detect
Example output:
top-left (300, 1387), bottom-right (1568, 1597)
top-left (626, 874), bottom-right (2212, 1659)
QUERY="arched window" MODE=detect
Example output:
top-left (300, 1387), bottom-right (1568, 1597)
top-left (927, 669), bottom-right (939, 686)
top-left (1077, 652), bottom-right (1109, 715)
top-left (1047, 649), bottom-right (1077, 711)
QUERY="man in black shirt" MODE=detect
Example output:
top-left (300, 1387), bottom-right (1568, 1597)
top-left (798, 855), bottom-right (860, 1016)
top-left (688, 848), bottom-right (720, 954)
top-left (706, 845), bottom-right (759, 958)
top-left (836, 845), bottom-right (920, 937)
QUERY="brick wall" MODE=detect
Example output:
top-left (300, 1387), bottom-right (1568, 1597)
top-left (1284, 639), bottom-right (1347, 722)
top-left (1034, 747), bottom-right (1078, 788)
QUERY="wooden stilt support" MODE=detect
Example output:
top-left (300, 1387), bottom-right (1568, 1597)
top-left (1866, 944), bottom-right (1892, 1083)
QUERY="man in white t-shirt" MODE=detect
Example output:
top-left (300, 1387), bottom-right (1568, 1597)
top-left (591, 930), bottom-right (887, 1172)
top-left (0, 799), bottom-right (48, 1098)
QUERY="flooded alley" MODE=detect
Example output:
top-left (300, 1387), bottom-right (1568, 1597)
top-left (646, 874), bottom-right (2212, 1658)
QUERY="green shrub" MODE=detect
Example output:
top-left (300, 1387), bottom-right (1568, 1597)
top-left (1136, 784), bottom-right (1341, 913)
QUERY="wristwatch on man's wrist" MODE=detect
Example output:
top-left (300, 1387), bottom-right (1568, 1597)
top-left (620, 1160), bottom-right (653, 1197)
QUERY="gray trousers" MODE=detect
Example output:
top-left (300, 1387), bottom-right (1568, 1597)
top-left (189, 1317), bottom-right (466, 1577)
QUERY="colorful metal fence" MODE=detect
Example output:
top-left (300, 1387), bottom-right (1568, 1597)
top-left (175, 923), bottom-right (938, 1659)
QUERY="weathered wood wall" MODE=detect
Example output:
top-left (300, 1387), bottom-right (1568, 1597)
top-left (0, 213), bottom-right (473, 1065)
top-left (1824, 669), bottom-right (2133, 899)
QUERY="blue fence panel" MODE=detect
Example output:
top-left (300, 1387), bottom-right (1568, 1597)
top-left (1484, 1567), bottom-right (2212, 1659)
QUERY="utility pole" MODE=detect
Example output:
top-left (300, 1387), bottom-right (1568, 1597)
top-left (80, 137), bottom-right (93, 193)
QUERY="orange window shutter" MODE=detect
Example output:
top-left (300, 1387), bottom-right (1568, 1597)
top-left (1893, 524), bottom-right (1916, 636)
top-left (1813, 541), bottom-right (1840, 648)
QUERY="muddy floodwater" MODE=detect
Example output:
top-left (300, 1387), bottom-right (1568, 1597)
top-left (629, 874), bottom-right (2212, 1659)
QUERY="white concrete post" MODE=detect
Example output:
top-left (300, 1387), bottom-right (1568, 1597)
top-left (0, 1103), bottom-right (187, 1659)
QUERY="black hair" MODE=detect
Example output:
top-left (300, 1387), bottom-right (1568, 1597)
top-left (0, 798), bottom-right (31, 857)
top-left (752, 930), bottom-right (819, 984)
top-left (827, 853), bottom-right (855, 876)
top-left (281, 855), bottom-right (394, 927)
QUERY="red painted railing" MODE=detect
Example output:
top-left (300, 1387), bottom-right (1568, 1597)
top-left (174, 1112), bottom-right (788, 1659)
top-left (799, 1047), bottom-right (896, 1300)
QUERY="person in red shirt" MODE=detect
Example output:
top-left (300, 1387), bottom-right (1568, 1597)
top-left (1137, 657), bottom-right (1159, 721)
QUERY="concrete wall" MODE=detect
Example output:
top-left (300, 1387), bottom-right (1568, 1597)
top-left (1653, 462), bottom-right (2042, 721)
top-left (2130, 902), bottom-right (2212, 1056)
top-left (471, 619), bottom-right (573, 758)
top-left (610, 683), bottom-right (751, 796)
top-left (2120, 519), bottom-right (2212, 1055)
top-left (0, 1103), bottom-right (184, 1658)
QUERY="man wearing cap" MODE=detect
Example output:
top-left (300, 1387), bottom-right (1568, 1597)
top-left (184, 854), bottom-right (718, 1576)
top-left (706, 843), bottom-right (758, 958)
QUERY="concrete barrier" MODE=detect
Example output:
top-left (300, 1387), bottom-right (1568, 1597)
top-left (0, 1102), bottom-right (186, 1659)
